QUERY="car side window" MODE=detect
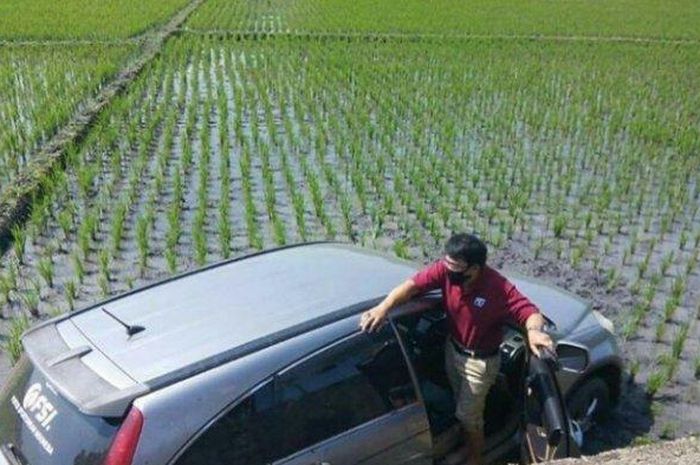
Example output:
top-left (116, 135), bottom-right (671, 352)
top-left (174, 380), bottom-right (278, 465)
top-left (174, 326), bottom-right (417, 465)
top-left (272, 326), bottom-right (417, 456)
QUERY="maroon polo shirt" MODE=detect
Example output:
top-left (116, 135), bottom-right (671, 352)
top-left (411, 260), bottom-right (540, 352)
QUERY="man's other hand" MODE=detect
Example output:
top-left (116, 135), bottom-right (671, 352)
top-left (360, 306), bottom-right (388, 332)
top-left (528, 329), bottom-right (554, 358)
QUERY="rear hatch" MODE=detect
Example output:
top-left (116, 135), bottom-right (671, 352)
top-left (0, 356), bottom-right (117, 465)
top-left (0, 322), bottom-right (147, 465)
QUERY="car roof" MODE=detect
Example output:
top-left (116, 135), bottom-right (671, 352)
top-left (59, 242), bottom-right (418, 386)
top-left (23, 243), bottom-right (591, 417)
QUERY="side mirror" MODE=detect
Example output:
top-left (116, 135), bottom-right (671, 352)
top-left (556, 343), bottom-right (589, 373)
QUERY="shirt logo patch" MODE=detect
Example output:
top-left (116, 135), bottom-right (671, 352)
top-left (473, 297), bottom-right (486, 308)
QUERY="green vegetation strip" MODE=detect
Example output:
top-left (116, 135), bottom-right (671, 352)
top-left (0, 0), bottom-right (204, 250)
top-left (0, 44), bottom-right (135, 189)
top-left (187, 0), bottom-right (700, 40)
top-left (0, 0), bottom-right (191, 40)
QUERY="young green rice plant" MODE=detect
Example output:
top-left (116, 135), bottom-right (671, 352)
top-left (556, 240), bottom-right (565, 261)
top-left (670, 322), bottom-right (691, 364)
top-left (64, 280), bottom-right (78, 311)
top-left (4, 315), bottom-right (30, 366)
top-left (99, 249), bottom-right (111, 283)
top-left (654, 319), bottom-right (667, 343)
top-left (393, 239), bottom-right (410, 260)
top-left (218, 204), bottom-right (232, 259)
top-left (98, 274), bottom-right (110, 298)
top-left (28, 197), bottom-right (50, 243)
top-left (659, 422), bottom-right (679, 440)
top-left (193, 220), bottom-right (207, 266)
top-left (671, 276), bottom-right (686, 303)
top-left (660, 251), bottom-right (675, 276)
top-left (628, 359), bottom-right (640, 382)
top-left (637, 252), bottom-right (651, 279)
top-left (679, 230), bottom-right (689, 250)
top-left (57, 208), bottom-right (75, 241)
top-left (533, 236), bottom-right (546, 260)
top-left (20, 287), bottom-right (40, 318)
top-left (110, 201), bottom-right (128, 258)
top-left (11, 226), bottom-right (27, 265)
top-left (605, 268), bottom-right (620, 293)
top-left (646, 369), bottom-right (668, 398)
top-left (165, 246), bottom-right (178, 274)
top-left (72, 252), bottom-right (85, 285)
top-left (663, 296), bottom-right (680, 322)
top-left (136, 215), bottom-right (150, 275)
top-left (570, 246), bottom-right (584, 270)
top-left (77, 219), bottom-right (91, 261)
top-left (37, 257), bottom-right (55, 288)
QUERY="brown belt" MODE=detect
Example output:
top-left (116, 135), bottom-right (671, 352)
top-left (450, 337), bottom-right (500, 359)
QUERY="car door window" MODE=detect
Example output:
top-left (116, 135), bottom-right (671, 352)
top-left (174, 381), bottom-right (278, 465)
top-left (272, 326), bottom-right (418, 456)
top-left (174, 327), bottom-right (417, 465)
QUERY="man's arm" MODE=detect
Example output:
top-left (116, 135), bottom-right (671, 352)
top-left (360, 279), bottom-right (420, 332)
top-left (524, 312), bottom-right (553, 357)
top-left (504, 283), bottom-right (554, 357)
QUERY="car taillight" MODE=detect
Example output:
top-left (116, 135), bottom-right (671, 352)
top-left (103, 406), bottom-right (144, 465)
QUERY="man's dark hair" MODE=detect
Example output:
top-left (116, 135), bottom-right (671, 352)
top-left (445, 233), bottom-right (487, 267)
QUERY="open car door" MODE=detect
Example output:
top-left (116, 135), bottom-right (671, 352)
top-left (521, 349), bottom-right (582, 463)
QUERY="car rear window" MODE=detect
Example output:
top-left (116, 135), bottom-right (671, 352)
top-left (0, 355), bottom-right (119, 465)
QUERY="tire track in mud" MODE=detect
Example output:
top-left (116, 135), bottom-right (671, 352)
top-left (0, 0), bottom-right (205, 252)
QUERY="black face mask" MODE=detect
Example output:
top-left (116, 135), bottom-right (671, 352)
top-left (447, 270), bottom-right (467, 285)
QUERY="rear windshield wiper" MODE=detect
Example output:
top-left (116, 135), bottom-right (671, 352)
top-left (102, 307), bottom-right (145, 337)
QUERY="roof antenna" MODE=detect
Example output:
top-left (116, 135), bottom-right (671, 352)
top-left (101, 307), bottom-right (145, 337)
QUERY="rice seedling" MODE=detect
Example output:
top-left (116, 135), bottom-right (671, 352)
top-left (37, 256), bottom-right (55, 288)
top-left (98, 274), bottom-right (110, 298)
top-left (4, 315), bottom-right (30, 366)
top-left (19, 288), bottom-right (40, 318)
top-left (64, 280), bottom-right (77, 311)
top-left (11, 226), bottom-right (27, 265)
top-left (72, 252), bottom-right (85, 285)
top-left (646, 370), bottom-right (668, 398)
top-left (99, 249), bottom-right (111, 282)
top-left (136, 215), bottom-right (150, 275)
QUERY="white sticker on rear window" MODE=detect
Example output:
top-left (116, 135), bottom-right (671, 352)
top-left (11, 382), bottom-right (58, 455)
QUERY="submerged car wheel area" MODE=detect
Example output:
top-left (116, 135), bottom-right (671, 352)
top-left (0, 242), bottom-right (622, 465)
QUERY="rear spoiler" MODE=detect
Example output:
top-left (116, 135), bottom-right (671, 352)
top-left (23, 324), bottom-right (149, 418)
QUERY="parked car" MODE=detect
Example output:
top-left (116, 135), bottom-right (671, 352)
top-left (0, 242), bottom-right (622, 465)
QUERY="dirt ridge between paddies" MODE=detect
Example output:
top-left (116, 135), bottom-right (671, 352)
top-left (0, 0), bottom-right (204, 253)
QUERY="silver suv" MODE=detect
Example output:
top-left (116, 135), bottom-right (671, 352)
top-left (0, 242), bottom-right (622, 465)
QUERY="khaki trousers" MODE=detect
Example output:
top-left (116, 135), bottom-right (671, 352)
top-left (444, 338), bottom-right (501, 433)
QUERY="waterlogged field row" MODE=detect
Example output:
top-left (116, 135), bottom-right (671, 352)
top-left (0, 44), bottom-right (135, 191)
top-left (0, 36), bottom-right (699, 432)
top-left (0, 0), bottom-right (190, 40)
top-left (186, 0), bottom-right (700, 39)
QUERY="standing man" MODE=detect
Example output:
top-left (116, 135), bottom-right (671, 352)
top-left (360, 233), bottom-right (553, 465)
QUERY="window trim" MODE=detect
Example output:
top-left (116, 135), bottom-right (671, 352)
top-left (169, 325), bottom-right (424, 465)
